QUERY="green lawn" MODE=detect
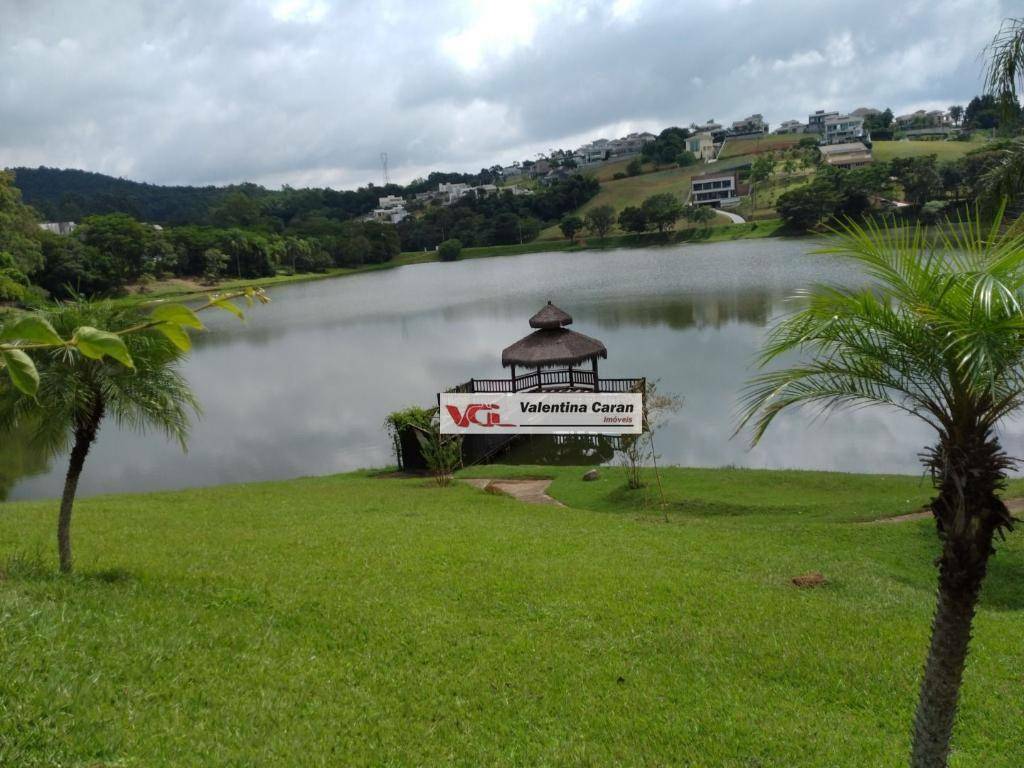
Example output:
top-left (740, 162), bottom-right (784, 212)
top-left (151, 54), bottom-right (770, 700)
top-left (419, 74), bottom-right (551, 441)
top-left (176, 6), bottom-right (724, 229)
top-left (1, 466), bottom-right (1021, 766)
top-left (871, 138), bottom-right (988, 162)
top-left (718, 135), bottom-right (804, 159)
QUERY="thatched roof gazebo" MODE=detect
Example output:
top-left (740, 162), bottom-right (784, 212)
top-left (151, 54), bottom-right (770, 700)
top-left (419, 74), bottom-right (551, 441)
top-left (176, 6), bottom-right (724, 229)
top-left (450, 301), bottom-right (642, 395)
top-left (501, 302), bottom-right (607, 391)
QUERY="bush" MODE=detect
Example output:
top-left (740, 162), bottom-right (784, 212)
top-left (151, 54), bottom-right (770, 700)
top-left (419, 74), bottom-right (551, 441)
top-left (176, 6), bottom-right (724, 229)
top-left (612, 172), bottom-right (627, 180)
top-left (438, 238), bottom-right (462, 262)
top-left (384, 406), bottom-right (436, 468)
top-left (676, 150), bottom-right (698, 167)
top-left (626, 159), bottom-right (643, 177)
top-left (618, 206), bottom-right (648, 233)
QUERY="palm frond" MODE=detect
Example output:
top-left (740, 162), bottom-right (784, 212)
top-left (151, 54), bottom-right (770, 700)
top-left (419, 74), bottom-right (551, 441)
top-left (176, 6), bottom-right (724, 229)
top-left (740, 212), bottom-right (1024, 447)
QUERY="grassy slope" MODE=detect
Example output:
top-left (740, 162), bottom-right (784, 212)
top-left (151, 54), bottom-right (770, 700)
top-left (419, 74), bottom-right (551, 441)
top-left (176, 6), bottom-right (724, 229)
top-left (871, 138), bottom-right (986, 162)
top-left (1, 466), bottom-right (1021, 766)
top-left (539, 158), bottom-right (753, 240)
top-left (718, 134), bottom-right (804, 159)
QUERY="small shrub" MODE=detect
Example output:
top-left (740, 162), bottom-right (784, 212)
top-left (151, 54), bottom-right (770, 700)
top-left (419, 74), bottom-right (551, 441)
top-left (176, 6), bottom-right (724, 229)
top-left (415, 420), bottom-right (462, 486)
top-left (438, 238), bottom-right (462, 262)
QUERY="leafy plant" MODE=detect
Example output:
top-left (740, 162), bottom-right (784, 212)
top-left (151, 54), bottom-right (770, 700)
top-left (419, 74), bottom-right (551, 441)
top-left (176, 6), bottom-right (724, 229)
top-left (413, 415), bottom-right (462, 486)
top-left (0, 287), bottom-right (269, 573)
top-left (619, 380), bottom-right (682, 492)
top-left (384, 405), bottom-right (435, 468)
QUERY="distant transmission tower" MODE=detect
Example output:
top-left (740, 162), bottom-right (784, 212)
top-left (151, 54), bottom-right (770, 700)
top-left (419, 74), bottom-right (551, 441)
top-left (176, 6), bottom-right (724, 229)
top-left (380, 152), bottom-right (390, 186)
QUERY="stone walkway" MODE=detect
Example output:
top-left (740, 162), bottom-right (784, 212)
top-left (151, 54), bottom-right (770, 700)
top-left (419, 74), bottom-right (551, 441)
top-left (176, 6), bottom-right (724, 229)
top-left (462, 478), bottom-right (564, 507)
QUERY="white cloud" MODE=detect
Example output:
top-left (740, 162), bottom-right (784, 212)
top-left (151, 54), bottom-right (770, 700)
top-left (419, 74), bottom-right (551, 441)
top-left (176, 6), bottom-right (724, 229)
top-left (0, 0), bottom-right (1012, 188)
top-left (269, 0), bottom-right (328, 24)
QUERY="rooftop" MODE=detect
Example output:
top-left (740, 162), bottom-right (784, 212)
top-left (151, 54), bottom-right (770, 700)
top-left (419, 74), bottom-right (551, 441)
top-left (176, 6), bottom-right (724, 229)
top-left (502, 302), bottom-right (608, 369)
top-left (818, 142), bottom-right (871, 156)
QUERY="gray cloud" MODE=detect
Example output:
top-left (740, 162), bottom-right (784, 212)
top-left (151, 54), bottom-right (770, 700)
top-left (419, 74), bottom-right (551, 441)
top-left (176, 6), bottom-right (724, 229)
top-left (0, 0), bottom-right (1010, 188)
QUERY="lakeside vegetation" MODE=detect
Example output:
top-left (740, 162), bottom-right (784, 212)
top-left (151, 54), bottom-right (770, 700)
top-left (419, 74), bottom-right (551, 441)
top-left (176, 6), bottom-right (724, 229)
top-left (1, 465), bottom-right (1021, 766)
top-left (83, 220), bottom-right (787, 305)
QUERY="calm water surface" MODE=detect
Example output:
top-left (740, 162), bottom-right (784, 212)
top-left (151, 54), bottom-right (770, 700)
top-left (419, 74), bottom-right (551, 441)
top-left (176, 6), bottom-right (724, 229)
top-left (9, 238), bottom-right (1021, 501)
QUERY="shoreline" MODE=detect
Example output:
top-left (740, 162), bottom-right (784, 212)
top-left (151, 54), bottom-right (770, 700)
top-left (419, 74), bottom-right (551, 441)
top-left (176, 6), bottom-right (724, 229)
top-left (116, 218), bottom-right (794, 304)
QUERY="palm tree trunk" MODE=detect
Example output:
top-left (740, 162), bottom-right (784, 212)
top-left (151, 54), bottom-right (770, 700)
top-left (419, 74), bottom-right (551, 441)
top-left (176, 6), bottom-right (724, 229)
top-left (57, 399), bottom-right (104, 574)
top-left (910, 530), bottom-right (992, 768)
top-left (911, 427), bottom-right (1005, 768)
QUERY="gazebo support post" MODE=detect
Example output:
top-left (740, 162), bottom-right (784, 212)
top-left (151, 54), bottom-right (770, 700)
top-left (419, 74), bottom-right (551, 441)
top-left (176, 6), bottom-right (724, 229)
top-left (537, 366), bottom-right (542, 392)
top-left (568, 364), bottom-right (574, 388)
top-left (510, 364), bottom-right (516, 392)
top-left (593, 357), bottom-right (600, 392)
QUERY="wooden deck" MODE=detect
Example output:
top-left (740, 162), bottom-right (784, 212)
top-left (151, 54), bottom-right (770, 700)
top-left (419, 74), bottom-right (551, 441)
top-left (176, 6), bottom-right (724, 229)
top-left (451, 369), bottom-right (644, 394)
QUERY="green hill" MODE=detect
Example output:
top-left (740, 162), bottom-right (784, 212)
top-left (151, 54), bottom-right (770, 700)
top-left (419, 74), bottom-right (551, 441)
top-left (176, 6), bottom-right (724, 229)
top-left (540, 156), bottom-right (753, 238)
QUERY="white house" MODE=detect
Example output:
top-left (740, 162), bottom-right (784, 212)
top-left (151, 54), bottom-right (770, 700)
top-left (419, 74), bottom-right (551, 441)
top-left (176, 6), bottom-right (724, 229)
top-left (378, 195), bottom-right (404, 209)
top-left (39, 221), bottom-right (77, 235)
top-left (807, 110), bottom-right (840, 134)
top-left (730, 114), bottom-right (768, 135)
top-left (822, 115), bottom-right (865, 145)
top-left (685, 131), bottom-right (716, 161)
top-left (775, 119), bottom-right (805, 134)
top-left (438, 182), bottom-right (470, 204)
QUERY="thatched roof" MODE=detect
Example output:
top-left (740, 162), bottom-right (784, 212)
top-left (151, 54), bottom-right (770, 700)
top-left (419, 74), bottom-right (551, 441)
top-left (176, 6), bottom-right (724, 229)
top-left (502, 328), bottom-right (607, 368)
top-left (529, 301), bottom-right (573, 329)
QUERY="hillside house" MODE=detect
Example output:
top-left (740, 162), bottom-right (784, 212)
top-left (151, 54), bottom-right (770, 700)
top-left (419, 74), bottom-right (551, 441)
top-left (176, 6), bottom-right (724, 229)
top-left (690, 171), bottom-right (744, 207)
top-left (39, 221), bottom-right (77, 235)
top-left (730, 114), bottom-right (768, 135)
top-left (822, 115), bottom-right (865, 145)
top-left (807, 110), bottom-right (839, 134)
top-left (819, 142), bottom-right (873, 169)
top-left (895, 110), bottom-right (951, 130)
top-left (685, 131), bottom-right (716, 161)
top-left (438, 182), bottom-right (470, 204)
top-left (775, 119), bottom-right (805, 134)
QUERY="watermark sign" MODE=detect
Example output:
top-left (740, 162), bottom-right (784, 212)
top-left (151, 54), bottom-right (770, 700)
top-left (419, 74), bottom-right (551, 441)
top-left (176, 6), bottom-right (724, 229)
top-left (440, 392), bottom-right (643, 435)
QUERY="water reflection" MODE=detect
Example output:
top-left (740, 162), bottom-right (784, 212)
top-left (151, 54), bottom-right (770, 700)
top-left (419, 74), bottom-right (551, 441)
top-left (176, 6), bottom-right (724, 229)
top-left (0, 426), bottom-right (52, 502)
top-left (6, 238), bottom-right (1019, 501)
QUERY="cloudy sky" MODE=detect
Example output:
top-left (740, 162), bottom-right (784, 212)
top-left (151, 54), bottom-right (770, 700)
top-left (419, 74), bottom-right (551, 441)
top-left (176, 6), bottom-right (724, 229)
top-left (0, 0), bottom-right (1012, 189)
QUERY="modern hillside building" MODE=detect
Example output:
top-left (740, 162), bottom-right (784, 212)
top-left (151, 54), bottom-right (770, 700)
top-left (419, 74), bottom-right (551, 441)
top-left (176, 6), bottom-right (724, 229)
top-left (730, 114), bottom-right (768, 135)
top-left (807, 109), bottom-right (839, 134)
top-left (822, 115), bottom-right (865, 145)
top-left (690, 171), bottom-right (743, 207)
top-left (775, 119), bottom-right (805, 134)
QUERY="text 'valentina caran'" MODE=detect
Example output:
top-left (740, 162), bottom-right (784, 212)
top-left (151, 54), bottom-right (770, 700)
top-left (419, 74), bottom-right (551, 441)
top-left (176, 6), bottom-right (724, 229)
top-left (520, 402), bottom-right (635, 413)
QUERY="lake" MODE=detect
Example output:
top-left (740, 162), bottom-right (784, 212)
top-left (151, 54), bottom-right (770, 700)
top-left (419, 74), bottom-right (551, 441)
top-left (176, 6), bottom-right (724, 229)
top-left (7, 237), bottom-right (1023, 501)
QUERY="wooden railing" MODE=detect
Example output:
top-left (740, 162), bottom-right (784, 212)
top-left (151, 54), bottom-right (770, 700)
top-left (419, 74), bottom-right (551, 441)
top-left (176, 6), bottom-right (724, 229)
top-left (450, 372), bottom-right (644, 394)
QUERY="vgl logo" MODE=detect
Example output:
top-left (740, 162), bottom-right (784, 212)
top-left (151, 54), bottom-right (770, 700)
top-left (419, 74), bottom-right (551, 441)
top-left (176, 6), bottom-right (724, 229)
top-left (445, 403), bottom-right (513, 428)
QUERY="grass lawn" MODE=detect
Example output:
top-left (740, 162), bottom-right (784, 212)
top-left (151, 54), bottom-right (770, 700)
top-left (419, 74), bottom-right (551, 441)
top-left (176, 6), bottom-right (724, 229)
top-left (1, 466), bottom-right (1020, 766)
top-left (718, 135), bottom-right (804, 159)
top-left (871, 138), bottom-right (988, 162)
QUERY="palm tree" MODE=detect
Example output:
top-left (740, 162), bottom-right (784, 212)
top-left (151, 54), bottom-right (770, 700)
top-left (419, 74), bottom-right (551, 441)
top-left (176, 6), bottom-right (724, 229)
top-left (980, 18), bottom-right (1024, 212)
top-left (0, 301), bottom-right (198, 573)
top-left (739, 212), bottom-right (1023, 768)
top-left (984, 17), bottom-right (1024, 102)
